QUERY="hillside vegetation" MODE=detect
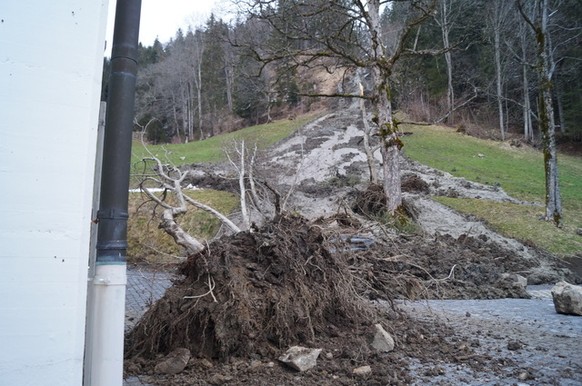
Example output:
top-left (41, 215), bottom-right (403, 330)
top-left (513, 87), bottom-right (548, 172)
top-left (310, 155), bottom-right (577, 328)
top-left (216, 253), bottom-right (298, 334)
top-left (127, 114), bottom-right (319, 264)
top-left (402, 124), bottom-right (582, 256)
top-left (128, 113), bottom-right (582, 263)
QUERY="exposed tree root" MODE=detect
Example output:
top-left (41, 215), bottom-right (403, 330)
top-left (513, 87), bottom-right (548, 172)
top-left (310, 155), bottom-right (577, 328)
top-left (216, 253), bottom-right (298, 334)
top-left (125, 214), bottom-right (375, 360)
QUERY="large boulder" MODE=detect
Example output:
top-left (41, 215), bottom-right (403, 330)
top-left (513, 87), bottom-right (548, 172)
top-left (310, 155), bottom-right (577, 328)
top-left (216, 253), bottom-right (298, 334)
top-left (551, 281), bottom-right (582, 316)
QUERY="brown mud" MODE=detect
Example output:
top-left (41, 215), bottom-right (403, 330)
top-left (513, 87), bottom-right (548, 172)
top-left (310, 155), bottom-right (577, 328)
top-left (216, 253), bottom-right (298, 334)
top-left (126, 108), bottom-right (581, 385)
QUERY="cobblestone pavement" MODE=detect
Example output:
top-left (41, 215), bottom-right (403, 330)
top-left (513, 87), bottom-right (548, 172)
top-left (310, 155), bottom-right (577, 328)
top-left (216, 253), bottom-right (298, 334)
top-left (125, 267), bottom-right (177, 332)
top-left (124, 267), bottom-right (177, 386)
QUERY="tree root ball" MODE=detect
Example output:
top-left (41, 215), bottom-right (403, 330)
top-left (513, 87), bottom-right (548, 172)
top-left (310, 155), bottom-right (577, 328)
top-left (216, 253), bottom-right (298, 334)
top-left (125, 215), bottom-right (374, 361)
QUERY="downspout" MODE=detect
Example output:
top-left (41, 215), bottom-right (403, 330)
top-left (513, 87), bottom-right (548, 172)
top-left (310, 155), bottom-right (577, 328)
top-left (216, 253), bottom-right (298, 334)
top-left (87, 1), bottom-right (141, 385)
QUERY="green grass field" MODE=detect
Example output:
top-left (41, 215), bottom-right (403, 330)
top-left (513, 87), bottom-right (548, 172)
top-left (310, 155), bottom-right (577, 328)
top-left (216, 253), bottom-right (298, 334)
top-left (131, 113), bottom-right (320, 166)
top-left (127, 113), bottom-right (582, 263)
top-left (402, 124), bottom-right (582, 255)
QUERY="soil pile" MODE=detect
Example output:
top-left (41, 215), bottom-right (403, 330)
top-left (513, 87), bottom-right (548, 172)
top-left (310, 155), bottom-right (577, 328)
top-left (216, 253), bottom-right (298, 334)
top-left (123, 212), bottom-right (523, 385)
top-left (352, 232), bottom-right (534, 300)
top-left (125, 215), bottom-right (375, 361)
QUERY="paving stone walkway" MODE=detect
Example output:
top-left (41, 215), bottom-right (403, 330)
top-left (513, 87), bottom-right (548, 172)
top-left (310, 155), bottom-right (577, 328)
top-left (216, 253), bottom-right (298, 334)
top-left (124, 267), bottom-right (176, 386)
top-left (125, 267), bottom-right (176, 331)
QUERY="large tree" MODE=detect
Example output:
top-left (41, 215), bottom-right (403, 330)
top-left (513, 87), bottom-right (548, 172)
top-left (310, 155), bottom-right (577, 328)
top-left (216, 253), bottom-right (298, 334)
top-left (241, 0), bottom-right (437, 213)
top-left (517, 0), bottom-right (562, 226)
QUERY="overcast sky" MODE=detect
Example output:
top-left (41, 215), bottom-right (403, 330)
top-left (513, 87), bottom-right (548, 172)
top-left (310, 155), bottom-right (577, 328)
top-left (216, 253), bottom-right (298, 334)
top-left (105, 0), bottom-right (224, 55)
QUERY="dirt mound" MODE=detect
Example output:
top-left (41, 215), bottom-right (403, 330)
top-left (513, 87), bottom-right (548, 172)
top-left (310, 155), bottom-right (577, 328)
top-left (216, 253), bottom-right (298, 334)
top-left (352, 233), bottom-right (534, 300)
top-left (401, 173), bottom-right (430, 194)
top-left (350, 183), bottom-right (387, 216)
top-left (125, 215), bottom-right (375, 360)
top-left (124, 213), bottom-right (538, 384)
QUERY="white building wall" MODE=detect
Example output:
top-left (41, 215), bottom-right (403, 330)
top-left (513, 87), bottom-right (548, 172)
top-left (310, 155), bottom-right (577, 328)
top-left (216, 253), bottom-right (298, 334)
top-left (0, 1), bottom-right (109, 385)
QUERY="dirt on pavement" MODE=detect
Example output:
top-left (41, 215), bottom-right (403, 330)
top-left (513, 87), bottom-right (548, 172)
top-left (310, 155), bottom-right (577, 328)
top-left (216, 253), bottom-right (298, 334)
top-left (125, 107), bottom-right (582, 385)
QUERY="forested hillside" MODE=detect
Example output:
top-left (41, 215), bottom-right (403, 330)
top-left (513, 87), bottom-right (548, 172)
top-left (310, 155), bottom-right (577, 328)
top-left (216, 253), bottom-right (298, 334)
top-left (102, 0), bottom-right (581, 147)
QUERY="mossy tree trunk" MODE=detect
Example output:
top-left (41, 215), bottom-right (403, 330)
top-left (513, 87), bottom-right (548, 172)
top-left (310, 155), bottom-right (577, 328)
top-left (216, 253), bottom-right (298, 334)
top-left (372, 68), bottom-right (402, 213)
top-left (368, 0), bottom-right (403, 213)
top-left (518, 0), bottom-right (562, 227)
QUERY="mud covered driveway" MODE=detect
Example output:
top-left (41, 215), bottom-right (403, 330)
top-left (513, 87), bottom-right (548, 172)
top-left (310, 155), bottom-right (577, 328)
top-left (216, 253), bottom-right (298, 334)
top-left (399, 292), bottom-right (582, 385)
top-left (124, 107), bottom-right (582, 385)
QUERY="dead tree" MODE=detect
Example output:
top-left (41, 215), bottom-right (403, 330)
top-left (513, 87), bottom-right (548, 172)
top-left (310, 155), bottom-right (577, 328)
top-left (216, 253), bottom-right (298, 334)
top-left (135, 121), bottom-right (242, 257)
top-left (140, 157), bottom-right (241, 255)
top-left (240, 0), bottom-right (438, 214)
top-left (225, 140), bottom-right (251, 229)
top-left (225, 139), bottom-right (283, 224)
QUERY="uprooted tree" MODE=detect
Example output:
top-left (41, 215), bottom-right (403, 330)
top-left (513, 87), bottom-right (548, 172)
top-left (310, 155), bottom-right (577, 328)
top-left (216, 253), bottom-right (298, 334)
top-left (134, 120), bottom-right (260, 256)
top-left (238, 0), bottom-right (438, 214)
top-left (135, 120), bottom-right (286, 257)
top-left (139, 156), bottom-right (242, 255)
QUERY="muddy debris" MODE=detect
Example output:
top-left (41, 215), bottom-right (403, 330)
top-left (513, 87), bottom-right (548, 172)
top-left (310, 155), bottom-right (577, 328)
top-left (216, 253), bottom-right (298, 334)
top-left (123, 208), bottom-right (562, 384)
top-left (401, 173), bottom-right (430, 194)
top-left (125, 214), bottom-right (377, 361)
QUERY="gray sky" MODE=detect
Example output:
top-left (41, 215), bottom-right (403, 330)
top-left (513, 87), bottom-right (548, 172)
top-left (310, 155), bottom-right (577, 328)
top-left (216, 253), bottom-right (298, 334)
top-left (105, 0), bottom-right (221, 54)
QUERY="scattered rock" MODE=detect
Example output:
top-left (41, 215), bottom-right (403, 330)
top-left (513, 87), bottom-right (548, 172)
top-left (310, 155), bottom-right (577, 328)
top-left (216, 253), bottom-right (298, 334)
top-left (551, 281), bottom-right (582, 316)
top-left (352, 365), bottom-right (372, 376)
top-left (199, 358), bottom-right (214, 369)
top-left (576, 228), bottom-right (582, 236)
top-left (154, 348), bottom-right (191, 374)
top-left (507, 340), bottom-right (523, 351)
top-left (501, 273), bottom-right (528, 289)
top-left (248, 360), bottom-right (262, 370)
top-left (278, 346), bottom-right (322, 372)
top-left (518, 370), bottom-right (534, 381)
top-left (371, 323), bottom-right (395, 352)
top-left (424, 366), bottom-right (445, 376)
top-left (207, 373), bottom-right (233, 385)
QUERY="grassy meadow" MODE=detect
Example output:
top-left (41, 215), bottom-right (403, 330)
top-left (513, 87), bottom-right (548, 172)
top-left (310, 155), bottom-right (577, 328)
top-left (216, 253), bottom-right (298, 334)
top-left (131, 113), bottom-right (320, 166)
top-left (402, 124), bottom-right (582, 256)
top-left (127, 112), bottom-right (582, 265)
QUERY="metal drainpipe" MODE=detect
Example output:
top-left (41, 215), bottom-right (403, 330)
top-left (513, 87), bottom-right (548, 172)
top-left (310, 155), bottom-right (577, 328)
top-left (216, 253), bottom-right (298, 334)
top-left (87, 1), bottom-right (141, 385)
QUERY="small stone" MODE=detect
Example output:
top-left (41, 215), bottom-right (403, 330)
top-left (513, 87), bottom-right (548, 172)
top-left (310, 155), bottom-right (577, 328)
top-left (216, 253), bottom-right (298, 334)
top-left (575, 228), bottom-right (582, 236)
top-left (278, 346), bottom-right (322, 372)
top-left (551, 281), bottom-right (582, 316)
top-left (371, 323), bottom-right (395, 352)
top-left (208, 374), bottom-right (233, 385)
top-left (154, 348), bottom-right (191, 374)
top-left (353, 365), bottom-right (372, 376)
top-left (465, 312), bottom-right (471, 317)
top-left (501, 273), bottom-right (528, 289)
top-left (199, 358), bottom-right (214, 369)
top-left (518, 371), bottom-right (530, 381)
top-left (248, 360), bottom-right (262, 370)
top-left (325, 352), bottom-right (333, 359)
top-left (507, 340), bottom-right (523, 351)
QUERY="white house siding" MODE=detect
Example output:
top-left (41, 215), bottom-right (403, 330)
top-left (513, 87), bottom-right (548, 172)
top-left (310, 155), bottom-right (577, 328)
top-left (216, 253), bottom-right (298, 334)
top-left (0, 1), bottom-right (109, 385)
